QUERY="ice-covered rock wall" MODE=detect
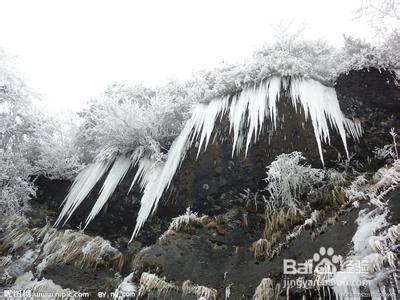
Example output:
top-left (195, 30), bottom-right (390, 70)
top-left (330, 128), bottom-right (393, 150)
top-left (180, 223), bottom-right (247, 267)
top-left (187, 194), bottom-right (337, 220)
top-left (55, 75), bottom-right (362, 239)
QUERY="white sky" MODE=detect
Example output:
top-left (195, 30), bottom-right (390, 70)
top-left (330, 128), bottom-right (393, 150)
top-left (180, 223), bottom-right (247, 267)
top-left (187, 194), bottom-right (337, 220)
top-left (0, 0), bottom-right (374, 113)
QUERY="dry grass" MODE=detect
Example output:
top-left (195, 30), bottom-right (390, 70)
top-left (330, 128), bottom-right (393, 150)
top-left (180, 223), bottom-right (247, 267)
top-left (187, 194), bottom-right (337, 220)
top-left (137, 272), bottom-right (218, 299)
top-left (253, 210), bottom-right (322, 260)
top-left (36, 226), bottom-right (124, 273)
top-left (138, 272), bottom-right (179, 298)
top-left (253, 278), bottom-right (280, 300)
top-left (160, 208), bottom-right (226, 240)
top-left (252, 239), bottom-right (273, 261)
top-left (312, 186), bottom-right (347, 206)
top-left (0, 215), bottom-right (33, 253)
top-left (0, 226), bottom-right (34, 253)
top-left (263, 208), bottom-right (304, 238)
top-left (182, 280), bottom-right (218, 300)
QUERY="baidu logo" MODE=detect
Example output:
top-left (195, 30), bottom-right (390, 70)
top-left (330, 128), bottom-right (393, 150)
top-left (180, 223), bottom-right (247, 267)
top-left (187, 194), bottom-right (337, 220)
top-left (284, 246), bottom-right (342, 275)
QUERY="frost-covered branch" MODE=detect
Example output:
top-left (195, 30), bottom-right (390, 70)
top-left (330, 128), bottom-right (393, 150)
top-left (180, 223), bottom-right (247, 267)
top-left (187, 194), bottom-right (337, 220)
top-left (264, 152), bottom-right (324, 210)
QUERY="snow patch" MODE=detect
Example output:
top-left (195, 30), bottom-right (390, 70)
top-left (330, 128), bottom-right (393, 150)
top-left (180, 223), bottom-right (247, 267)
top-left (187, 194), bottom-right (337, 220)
top-left (11, 271), bottom-right (75, 299)
top-left (113, 272), bottom-right (137, 299)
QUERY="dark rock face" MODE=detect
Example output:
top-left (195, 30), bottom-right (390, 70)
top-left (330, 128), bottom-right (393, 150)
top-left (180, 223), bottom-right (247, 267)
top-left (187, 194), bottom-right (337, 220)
top-left (134, 207), bottom-right (359, 298)
top-left (336, 68), bottom-right (400, 161)
top-left (30, 68), bottom-right (400, 298)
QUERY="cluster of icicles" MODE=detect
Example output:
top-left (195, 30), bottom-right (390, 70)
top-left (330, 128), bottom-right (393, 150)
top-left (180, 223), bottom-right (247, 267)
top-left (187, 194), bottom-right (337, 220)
top-left (55, 76), bottom-right (363, 241)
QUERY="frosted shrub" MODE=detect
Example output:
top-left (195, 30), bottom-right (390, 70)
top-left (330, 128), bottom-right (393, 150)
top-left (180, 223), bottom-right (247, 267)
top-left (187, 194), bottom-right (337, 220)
top-left (0, 150), bottom-right (36, 219)
top-left (264, 152), bottom-right (324, 209)
top-left (30, 112), bottom-right (85, 180)
top-left (374, 144), bottom-right (396, 160)
top-left (77, 82), bottom-right (194, 161)
top-left (338, 36), bottom-right (400, 75)
top-left (185, 33), bottom-right (400, 104)
top-left (0, 50), bottom-right (37, 221)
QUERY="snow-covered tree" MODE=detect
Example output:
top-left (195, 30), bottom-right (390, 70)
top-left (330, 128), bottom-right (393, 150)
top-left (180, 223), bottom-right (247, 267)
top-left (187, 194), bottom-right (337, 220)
top-left (0, 49), bottom-right (36, 218)
top-left (76, 81), bottom-right (194, 162)
top-left (264, 152), bottom-right (324, 210)
top-left (356, 0), bottom-right (400, 36)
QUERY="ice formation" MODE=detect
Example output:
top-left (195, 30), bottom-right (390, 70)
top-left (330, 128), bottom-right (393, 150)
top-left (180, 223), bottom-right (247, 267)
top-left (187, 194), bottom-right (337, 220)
top-left (56, 76), bottom-right (363, 239)
top-left (331, 207), bottom-right (400, 299)
top-left (85, 155), bottom-right (132, 227)
top-left (55, 160), bottom-right (111, 226)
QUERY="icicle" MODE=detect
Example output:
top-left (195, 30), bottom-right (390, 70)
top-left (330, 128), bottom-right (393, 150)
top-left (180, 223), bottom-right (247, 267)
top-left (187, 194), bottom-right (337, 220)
top-left (196, 97), bottom-right (230, 157)
top-left (84, 156), bottom-right (132, 227)
top-left (55, 160), bottom-right (112, 226)
top-left (289, 77), bottom-right (362, 166)
top-left (128, 158), bottom-right (160, 193)
top-left (229, 90), bottom-right (249, 156)
top-left (131, 97), bottom-right (229, 240)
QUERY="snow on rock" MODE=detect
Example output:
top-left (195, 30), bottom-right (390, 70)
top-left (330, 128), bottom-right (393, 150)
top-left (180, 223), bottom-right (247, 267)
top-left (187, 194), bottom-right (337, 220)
top-left (11, 271), bottom-right (75, 299)
top-left (113, 272), bottom-right (137, 299)
top-left (4, 249), bottom-right (39, 278)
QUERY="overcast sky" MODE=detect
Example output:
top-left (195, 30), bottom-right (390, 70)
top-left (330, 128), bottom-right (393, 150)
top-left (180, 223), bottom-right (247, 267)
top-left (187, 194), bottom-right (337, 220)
top-left (0, 0), bottom-right (374, 113)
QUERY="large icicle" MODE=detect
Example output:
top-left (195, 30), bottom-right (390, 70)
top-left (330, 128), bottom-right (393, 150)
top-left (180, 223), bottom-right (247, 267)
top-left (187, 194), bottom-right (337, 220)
top-left (131, 97), bottom-right (229, 239)
top-left (55, 160), bottom-right (111, 226)
top-left (244, 77), bottom-right (281, 156)
top-left (84, 155), bottom-right (132, 227)
top-left (289, 77), bottom-right (362, 166)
